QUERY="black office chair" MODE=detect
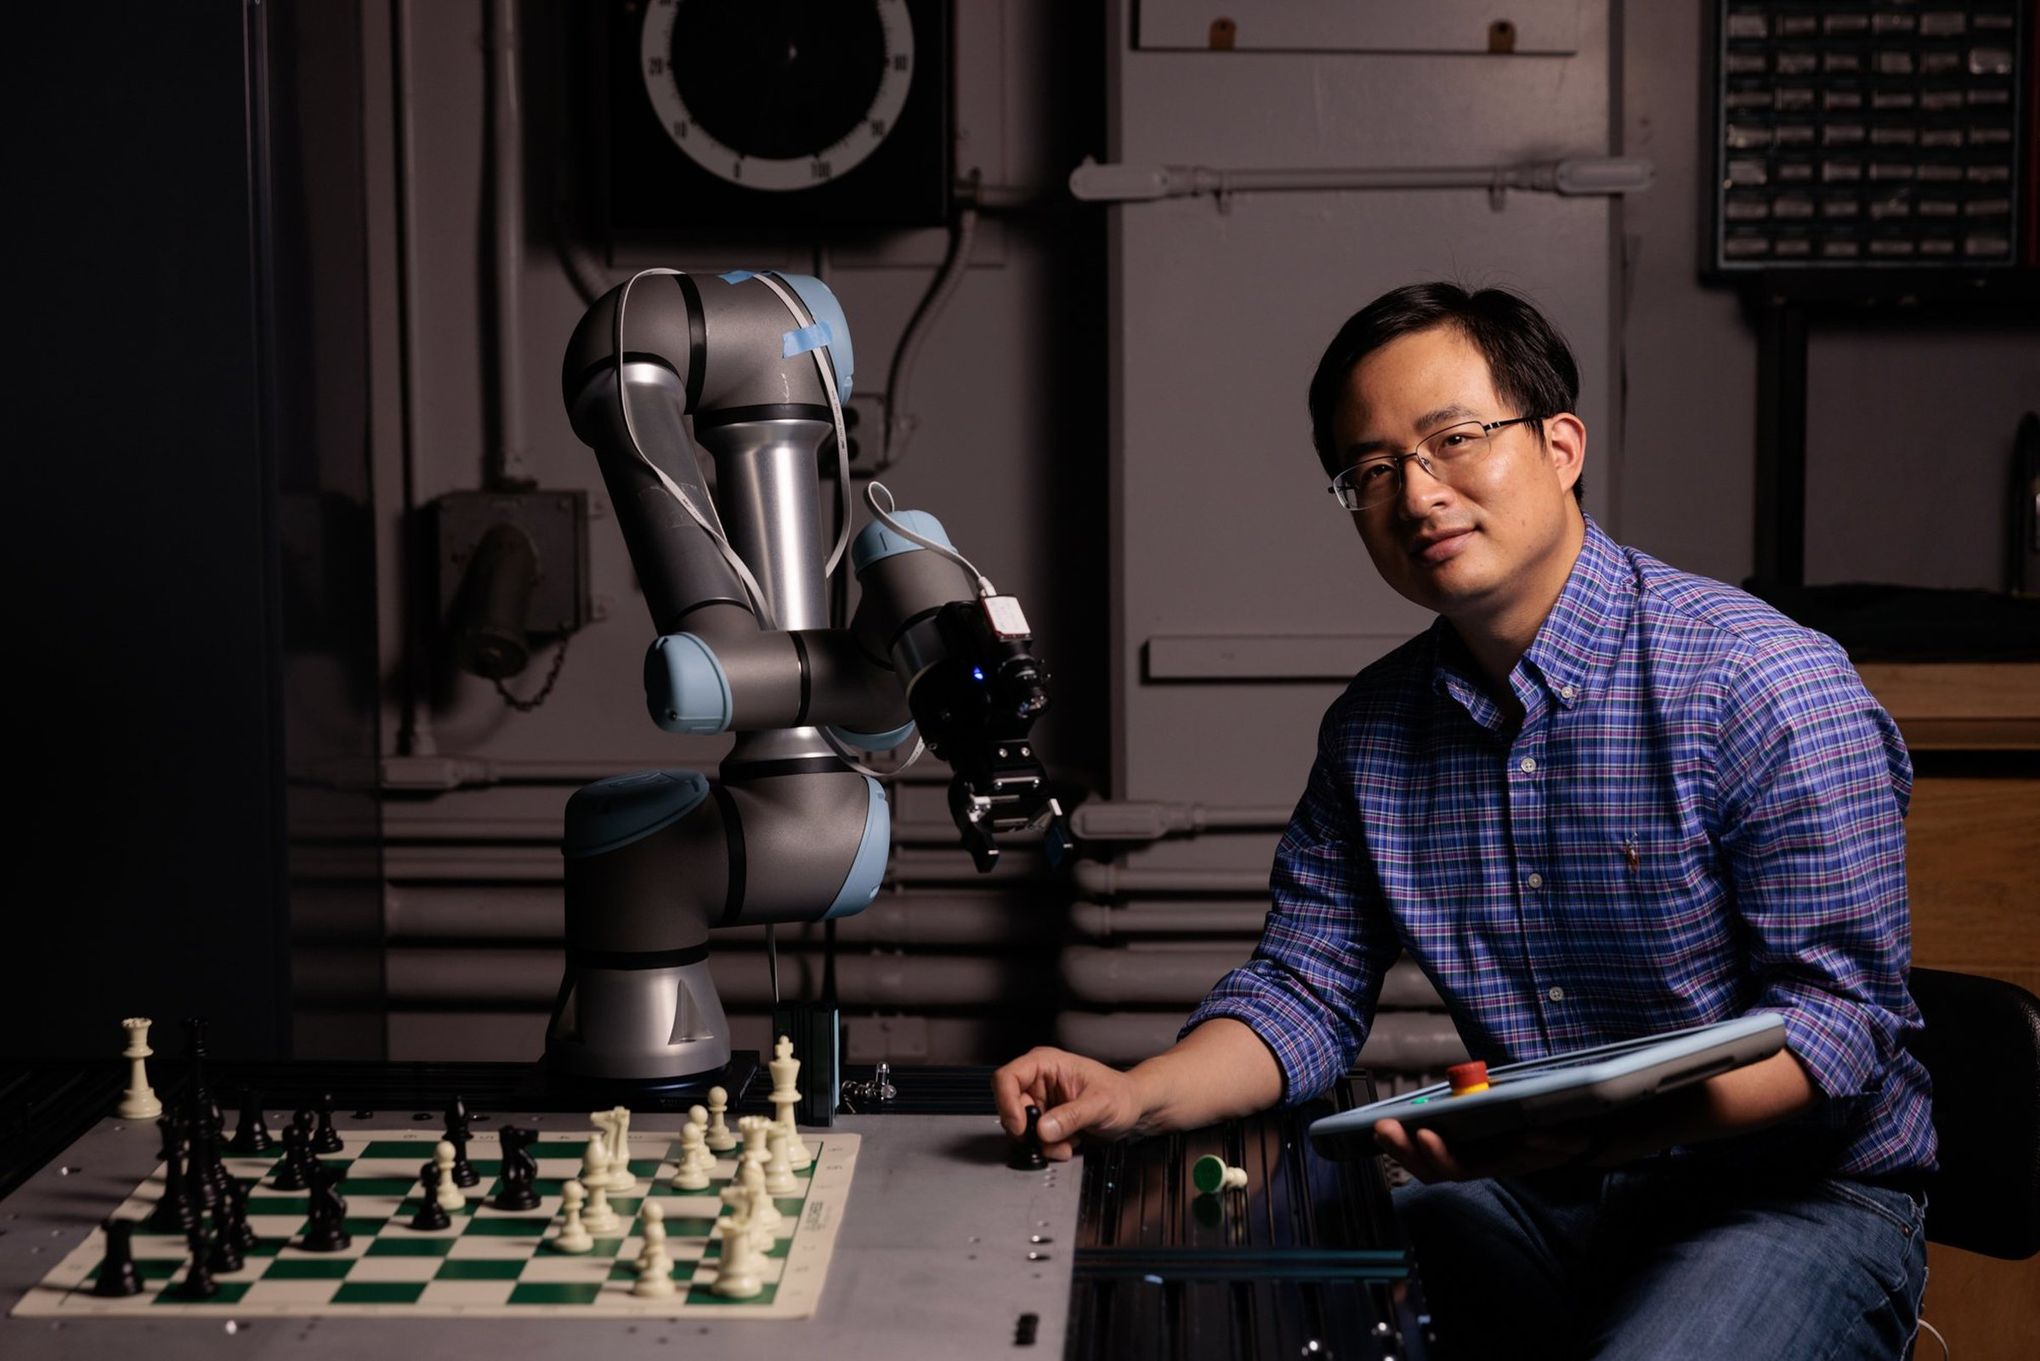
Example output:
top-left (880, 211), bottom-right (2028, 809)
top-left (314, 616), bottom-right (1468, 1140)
top-left (1905, 967), bottom-right (2040, 1259)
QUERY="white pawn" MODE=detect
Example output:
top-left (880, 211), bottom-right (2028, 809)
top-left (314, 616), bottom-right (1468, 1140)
top-left (580, 1143), bottom-right (620, 1234)
top-left (116, 1018), bottom-right (162, 1120)
top-left (433, 1141), bottom-right (465, 1210)
top-left (710, 1209), bottom-right (761, 1298)
top-left (632, 1202), bottom-right (674, 1297)
top-left (686, 1106), bottom-right (712, 1163)
top-left (669, 1122), bottom-right (710, 1191)
top-left (704, 1086), bottom-right (737, 1152)
top-left (548, 1180), bottom-right (593, 1254)
top-left (737, 1156), bottom-right (782, 1237)
top-left (764, 1127), bottom-right (798, 1196)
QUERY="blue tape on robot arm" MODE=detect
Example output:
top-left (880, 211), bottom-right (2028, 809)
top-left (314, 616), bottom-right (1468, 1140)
top-left (719, 270), bottom-right (755, 283)
top-left (782, 319), bottom-right (835, 358)
top-left (825, 777), bottom-right (892, 919)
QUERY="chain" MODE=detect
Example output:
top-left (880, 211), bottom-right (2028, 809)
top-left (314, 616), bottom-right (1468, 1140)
top-left (492, 632), bottom-right (572, 712)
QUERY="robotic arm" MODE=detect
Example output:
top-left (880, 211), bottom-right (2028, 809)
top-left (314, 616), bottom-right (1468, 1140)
top-left (545, 270), bottom-right (1060, 1085)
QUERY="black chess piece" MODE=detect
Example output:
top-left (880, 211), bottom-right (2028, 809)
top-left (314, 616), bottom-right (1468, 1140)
top-left (229, 1089), bottom-right (274, 1154)
top-left (188, 1110), bottom-right (226, 1213)
top-left (270, 1124), bottom-right (310, 1190)
top-left (1009, 1105), bottom-right (1049, 1171)
top-left (91, 1218), bottom-right (144, 1297)
top-left (207, 1205), bottom-right (245, 1275)
top-left (298, 1161), bottom-right (352, 1252)
top-left (148, 1119), bottom-right (199, 1234)
top-left (444, 1095), bottom-right (479, 1188)
top-left (311, 1092), bottom-right (345, 1154)
top-left (491, 1125), bottom-right (540, 1211)
top-left (410, 1160), bottom-right (451, 1231)
top-left (173, 1223), bottom-right (220, 1300)
top-left (221, 1171), bottom-right (261, 1253)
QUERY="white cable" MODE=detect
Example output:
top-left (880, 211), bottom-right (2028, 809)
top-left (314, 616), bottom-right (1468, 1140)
top-left (864, 481), bottom-right (996, 597)
top-left (613, 268), bottom-right (780, 629)
top-left (1915, 1318), bottom-right (1949, 1361)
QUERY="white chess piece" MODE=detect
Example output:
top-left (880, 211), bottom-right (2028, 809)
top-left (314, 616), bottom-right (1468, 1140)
top-left (594, 1107), bottom-right (636, 1192)
top-left (116, 1018), bottom-right (162, 1120)
top-left (580, 1144), bottom-right (620, 1234)
top-left (768, 1034), bottom-right (814, 1170)
top-left (669, 1122), bottom-right (710, 1191)
top-left (738, 1114), bottom-right (771, 1169)
top-left (737, 1156), bottom-right (782, 1236)
top-left (704, 1086), bottom-right (737, 1152)
top-left (763, 1128), bottom-right (798, 1196)
top-left (710, 1207), bottom-right (761, 1298)
top-left (548, 1180), bottom-right (594, 1253)
top-left (632, 1202), bottom-right (674, 1297)
top-left (686, 1105), bottom-right (710, 1159)
top-left (433, 1141), bottom-right (465, 1211)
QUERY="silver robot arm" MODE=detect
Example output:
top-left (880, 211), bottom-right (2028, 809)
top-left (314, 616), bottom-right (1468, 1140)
top-left (546, 270), bottom-right (1059, 1086)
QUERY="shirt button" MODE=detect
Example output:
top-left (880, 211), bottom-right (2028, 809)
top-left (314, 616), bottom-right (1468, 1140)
top-left (1527, 873), bottom-right (1544, 889)
top-left (1519, 757), bottom-right (1537, 773)
top-left (1548, 986), bottom-right (1566, 1002)
top-left (1560, 685), bottom-right (1577, 700)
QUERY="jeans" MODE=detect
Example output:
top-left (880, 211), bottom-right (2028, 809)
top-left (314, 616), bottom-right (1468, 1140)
top-left (1393, 1163), bottom-right (1928, 1360)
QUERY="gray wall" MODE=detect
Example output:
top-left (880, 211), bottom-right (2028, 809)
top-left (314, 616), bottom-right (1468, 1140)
top-left (344, 0), bottom-right (2034, 1066)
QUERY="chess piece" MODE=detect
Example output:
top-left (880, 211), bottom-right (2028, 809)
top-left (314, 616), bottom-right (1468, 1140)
top-left (298, 1160), bottom-right (352, 1252)
top-left (768, 1034), bottom-right (813, 1169)
top-left (670, 1121), bottom-right (710, 1191)
top-left (311, 1092), bottom-right (345, 1154)
top-left (738, 1114), bottom-right (771, 1170)
top-left (207, 1206), bottom-right (245, 1275)
top-left (443, 1095), bottom-right (478, 1187)
top-left (410, 1159), bottom-right (451, 1231)
top-left (91, 1218), bottom-right (144, 1297)
top-left (710, 1210), bottom-right (761, 1298)
top-left (181, 1017), bottom-right (215, 1126)
top-left (433, 1141), bottom-right (465, 1211)
top-left (173, 1223), bottom-right (220, 1299)
top-left (492, 1125), bottom-right (541, 1212)
top-left (705, 1086), bottom-right (736, 1152)
top-left (764, 1128), bottom-right (798, 1196)
top-left (271, 1123), bottom-right (310, 1191)
top-left (632, 1201), bottom-right (675, 1297)
top-left (1009, 1105), bottom-right (1049, 1171)
top-left (228, 1088), bottom-right (274, 1154)
top-left (580, 1143), bottom-right (620, 1234)
top-left (148, 1121), bottom-right (198, 1235)
top-left (591, 1108), bottom-right (635, 1192)
top-left (116, 1018), bottom-right (162, 1120)
top-left (735, 1156), bottom-right (782, 1236)
top-left (1191, 1155), bottom-right (1248, 1194)
top-left (547, 1179), bottom-right (593, 1253)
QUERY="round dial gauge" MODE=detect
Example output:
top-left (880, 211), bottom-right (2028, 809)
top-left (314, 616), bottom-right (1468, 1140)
top-left (640, 0), bottom-right (915, 192)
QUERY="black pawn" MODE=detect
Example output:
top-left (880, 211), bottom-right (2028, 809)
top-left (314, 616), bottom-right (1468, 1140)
top-left (229, 1090), bottom-right (273, 1154)
top-left (207, 1212), bottom-right (245, 1275)
top-left (1009, 1105), bottom-right (1048, 1171)
top-left (444, 1096), bottom-right (478, 1188)
top-left (173, 1223), bottom-right (219, 1300)
top-left (270, 1125), bottom-right (309, 1190)
top-left (311, 1093), bottom-right (344, 1154)
top-left (411, 1161), bottom-right (451, 1231)
top-left (91, 1219), bottom-right (144, 1297)
top-left (299, 1168), bottom-right (352, 1253)
top-left (148, 1122), bottom-right (198, 1234)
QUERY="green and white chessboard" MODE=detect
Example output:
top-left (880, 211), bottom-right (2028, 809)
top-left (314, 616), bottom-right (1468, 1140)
top-left (11, 1125), bottom-right (858, 1319)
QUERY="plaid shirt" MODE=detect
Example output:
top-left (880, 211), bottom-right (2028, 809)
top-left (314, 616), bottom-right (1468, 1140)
top-left (1185, 518), bottom-right (1936, 1178)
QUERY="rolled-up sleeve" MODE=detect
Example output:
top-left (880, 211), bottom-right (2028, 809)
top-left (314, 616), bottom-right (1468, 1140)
top-left (1714, 634), bottom-right (1918, 1106)
top-left (1180, 706), bottom-right (1400, 1105)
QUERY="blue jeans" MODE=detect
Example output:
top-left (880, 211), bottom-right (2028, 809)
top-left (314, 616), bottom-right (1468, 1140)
top-left (1393, 1163), bottom-right (1928, 1360)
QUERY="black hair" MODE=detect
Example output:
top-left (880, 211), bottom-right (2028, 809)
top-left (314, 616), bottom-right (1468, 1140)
top-left (1307, 282), bottom-right (1585, 504)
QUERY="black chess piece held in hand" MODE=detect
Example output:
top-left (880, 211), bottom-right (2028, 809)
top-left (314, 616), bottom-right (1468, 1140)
top-left (1009, 1104), bottom-right (1049, 1171)
top-left (492, 1125), bottom-right (541, 1211)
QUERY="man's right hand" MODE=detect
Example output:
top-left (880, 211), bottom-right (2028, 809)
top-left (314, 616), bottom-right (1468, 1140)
top-left (992, 1047), bottom-right (1153, 1161)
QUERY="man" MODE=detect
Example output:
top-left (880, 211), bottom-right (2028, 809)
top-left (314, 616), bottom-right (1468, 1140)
top-left (994, 283), bottom-right (1933, 1358)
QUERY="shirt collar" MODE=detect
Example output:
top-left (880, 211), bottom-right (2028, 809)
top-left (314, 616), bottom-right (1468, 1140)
top-left (1429, 514), bottom-right (1634, 715)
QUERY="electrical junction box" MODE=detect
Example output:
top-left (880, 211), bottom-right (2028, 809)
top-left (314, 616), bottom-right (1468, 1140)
top-left (433, 490), bottom-right (591, 638)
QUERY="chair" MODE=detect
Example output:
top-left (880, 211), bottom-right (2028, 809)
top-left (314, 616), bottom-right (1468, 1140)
top-left (1905, 967), bottom-right (2040, 1259)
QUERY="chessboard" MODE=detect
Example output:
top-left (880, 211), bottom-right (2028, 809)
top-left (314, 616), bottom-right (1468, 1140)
top-left (11, 1124), bottom-right (858, 1319)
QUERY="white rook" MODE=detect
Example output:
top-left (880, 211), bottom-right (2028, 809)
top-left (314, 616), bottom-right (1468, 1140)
top-left (116, 1018), bottom-right (162, 1120)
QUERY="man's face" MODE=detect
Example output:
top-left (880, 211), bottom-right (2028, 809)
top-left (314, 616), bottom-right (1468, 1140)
top-left (1332, 325), bottom-right (1584, 628)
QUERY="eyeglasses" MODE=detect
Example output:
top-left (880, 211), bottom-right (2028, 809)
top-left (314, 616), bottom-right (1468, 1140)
top-left (1327, 416), bottom-right (1538, 512)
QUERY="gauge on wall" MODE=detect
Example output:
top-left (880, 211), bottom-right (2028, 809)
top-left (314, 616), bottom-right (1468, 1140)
top-left (600, 0), bottom-right (952, 233)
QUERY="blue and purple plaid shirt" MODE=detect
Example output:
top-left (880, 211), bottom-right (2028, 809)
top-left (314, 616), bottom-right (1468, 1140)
top-left (1185, 517), bottom-right (1936, 1178)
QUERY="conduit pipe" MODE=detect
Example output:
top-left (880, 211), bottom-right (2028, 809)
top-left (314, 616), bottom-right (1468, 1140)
top-left (1055, 1009), bottom-right (1468, 1071)
top-left (1071, 862), bottom-right (1271, 898)
top-left (1068, 800), bottom-right (1290, 842)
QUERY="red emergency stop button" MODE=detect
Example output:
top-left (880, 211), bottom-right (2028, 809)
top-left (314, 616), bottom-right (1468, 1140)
top-left (1447, 1060), bottom-right (1491, 1096)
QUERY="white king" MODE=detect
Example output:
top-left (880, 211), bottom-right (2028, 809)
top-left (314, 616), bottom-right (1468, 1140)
top-left (768, 1034), bottom-right (813, 1170)
top-left (117, 1017), bottom-right (162, 1120)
